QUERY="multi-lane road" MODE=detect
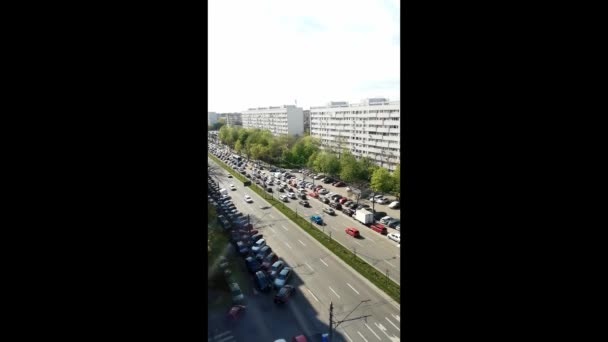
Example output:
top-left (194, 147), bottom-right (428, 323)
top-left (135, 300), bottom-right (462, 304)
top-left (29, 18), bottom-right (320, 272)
top-left (209, 156), bottom-right (401, 342)
top-left (227, 158), bottom-right (402, 284)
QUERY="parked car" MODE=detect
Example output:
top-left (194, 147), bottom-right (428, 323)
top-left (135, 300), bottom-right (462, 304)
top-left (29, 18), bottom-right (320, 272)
top-left (329, 202), bottom-right (342, 210)
top-left (334, 181), bottom-right (346, 187)
top-left (373, 212), bottom-right (387, 221)
top-left (273, 267), bottom-right (292, 289)
top-left (227, 305), bottom-right (246, 321)
top-left (280, 195), bottom-right (289, 202)
top-left (299, 200), bottom-right (310, 207)
top-left (339, 197), bottom-right (349, 204)
top-left (274, 285), bottom-right (296, 304)
top-left (370, 223), bottom-right (388, 235)
top-left (342, 208), bottom-right (355, 217)
top-left (269, 260), bottom-right (285, 279)
top-left (308, 192), bottom-right (318, 198)
top-left (251, 239), bottom-right (266, 253)
top-left (229, 283), bottom-right (245, 304)
top-left (388, 220), bottom-right (401, 228)
top-left (323, 207), bottom-right (335, 215)
top-left (254, 271), bottom-right (272, 292)
top-left (345, 227), bottom-right (360, 237)
top-left (245, 257), bottom-right (261, 273)
top-left (376, 197), bottom-right (390, 204)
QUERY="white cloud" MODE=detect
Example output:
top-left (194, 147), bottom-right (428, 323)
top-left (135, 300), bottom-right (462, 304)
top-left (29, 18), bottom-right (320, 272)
top-left (208, 0), bottom-right (400, 112)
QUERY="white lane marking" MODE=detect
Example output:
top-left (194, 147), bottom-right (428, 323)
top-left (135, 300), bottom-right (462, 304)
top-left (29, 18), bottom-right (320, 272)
top-left (306, 263), bottom-right (314, 272)
top-left (346, 283), bottom-right (360, 295)
top-left (269, 227), bottom-right (276, 233)
top-left (215, 331), bottom-right (231, 338)
top-left (269, 214), bottom-right (275, 219)
top-left (217, 336), bottom-right (235, 342)
top-left (384, 260), bottom-right (396, 268)
top-left (385, 317), bottom-right (400, 331)
top-left (392, 314), bottom-right (400, 322)
top-left (281, 225), bottom-right (288, 231)
top-left (391, 301), bottom-right (400, 310)
top-left (353, 240), bottom-right (363, 246)
top-left (343, 332), bottom-right (354, 342)
top-left (285, 242), bottom-right (292, 249)
top-left (320, 258), bottom-right (329, 267)
top-left (329, 286), bottom-right (340, 298)
top-left (298, 239), bottom-right (306, 247)
top-left (357, 331), bottom-right (368, 342)
top-left (306, 288), bottom-right (319, 302)
top-left (374, 323), bottom-right (400, 342)
top-left (365, 323), bottom-right (381, 340)
top-left (366, 237), bottom-right (376, 243)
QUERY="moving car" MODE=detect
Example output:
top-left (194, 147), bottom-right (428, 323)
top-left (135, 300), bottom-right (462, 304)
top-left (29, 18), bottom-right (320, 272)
top-left (329, 202), bottom-right (342, 210)
top-left (230, 184), bottom-right (236, 191)
top-left (387, 232), bottom-right (400, 243)
top-left (299, 200), bottom-right (310, 207)
top-left (274, 285), bottom-right (296, 304)
top-left (280, 195), bottom-right (289, 202)
top-left (244, 195), bottom-right (253, 203)
top-left (388, 201), bottom-right (400, 209)
top-left (323, 207), bottom-right (335, 215)
top-left (288, 192), bottom-right (297, 199)
top-left (370, 223), bottom-right (388, 235)
top-left (227, 305), bottom-right (246, 321)
top-left (273, 267), bottom-right (292, 289)
top-left (345, 227), bottom-right (360, 237)
top-left (311, 215), bottom-right (323, 225)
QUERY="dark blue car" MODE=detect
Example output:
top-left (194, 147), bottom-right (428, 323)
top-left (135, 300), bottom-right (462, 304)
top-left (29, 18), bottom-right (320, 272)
top-left (245, 257), bottom-right (261, 274)
top-left (311, 215), bottom-right (323, 225)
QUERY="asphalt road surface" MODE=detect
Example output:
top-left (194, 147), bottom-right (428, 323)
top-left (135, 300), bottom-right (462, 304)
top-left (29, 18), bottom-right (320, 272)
top-left (209, 156), bottom-right (401, 342)
top-left (224, 158), bottom-right (402, 285)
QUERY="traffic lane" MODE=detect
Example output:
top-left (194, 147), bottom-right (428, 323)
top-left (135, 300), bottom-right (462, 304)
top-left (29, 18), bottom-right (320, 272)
top-left (210, 158), bottom-right (402, 340)
top-left (232, 187), bottom-right (401, 340)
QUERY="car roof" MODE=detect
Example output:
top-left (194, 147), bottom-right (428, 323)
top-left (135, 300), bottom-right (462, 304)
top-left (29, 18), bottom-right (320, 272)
top-left (280, 267), bottom-right (291, 274)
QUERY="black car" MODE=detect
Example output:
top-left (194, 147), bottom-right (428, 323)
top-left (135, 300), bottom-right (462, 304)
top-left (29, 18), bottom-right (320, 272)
top-left (321, 197), bottom-right (330, 204)
top-left (373, 212), bottom-right (387, 221)
top-left (255, 271), bottom-right (271, 292)
top-left (274, 285), bottom-right (295, 304)
top-left (342, 208), bottom-right (355, 217)
top-left (298, 200), bottom-right (310, 207)
top-left (329, 202), bottom-right (342, 210)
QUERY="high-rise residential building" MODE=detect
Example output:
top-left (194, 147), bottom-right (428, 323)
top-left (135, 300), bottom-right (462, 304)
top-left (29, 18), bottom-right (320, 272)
top-left (310, 98), bottom-right (400, 171)
top-left (208, 112), bottom-right (219, 127)
top-left (241, 105), bottom-right (304, 136)
top-left (303, 110), bottom-right (311, 134)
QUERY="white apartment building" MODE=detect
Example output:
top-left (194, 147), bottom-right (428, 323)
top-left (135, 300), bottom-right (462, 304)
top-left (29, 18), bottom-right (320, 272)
top-left (310, 98), bottom-right (401, 171)
top-left (241, 105), bottom-right (304, 136)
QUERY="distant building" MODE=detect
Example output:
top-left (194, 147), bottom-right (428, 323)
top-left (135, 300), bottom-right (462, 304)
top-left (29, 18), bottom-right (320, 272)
top-left (217, 112), bottom-right (242, 127)
top-left (208, 112), bottom-right (219, 126)
top-left (310, 98), bottom-right (400, 171)
top-left (241, 105), bottom-right (304, 136)
top-left (303, 110), bottom-right (311, 134)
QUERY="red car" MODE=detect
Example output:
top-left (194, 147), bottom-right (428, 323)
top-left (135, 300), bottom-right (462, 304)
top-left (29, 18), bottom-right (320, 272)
top-left (315, 184), bottom-right (323, 189)
top-left (339, 197), bottom-right (349, 204)
top-left (345, 227), bottom-right (360, 237)
top-left (370, 224), bottom-right (387, 235)
top-left (292, 336), bottom-right (308, 342)
top-left (308, 191), bottom-right (318, 198)
top-left (227, 305), bottom-right (246, 321)
top-left (334, 181), bottom-right (346, 187)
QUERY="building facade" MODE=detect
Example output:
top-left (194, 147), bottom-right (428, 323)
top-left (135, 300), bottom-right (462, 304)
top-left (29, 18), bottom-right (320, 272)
top-left (303, 110), bottom-right (311, 134)
top-left (241, 105), bottom-right (304, 136)
top-left (310, 98), bottom-right (400, 171)
top-left (217, 112), bottom-right (242, 127)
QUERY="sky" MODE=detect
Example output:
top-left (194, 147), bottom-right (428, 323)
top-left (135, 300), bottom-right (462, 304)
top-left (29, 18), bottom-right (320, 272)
top-left (208, 0), bottom-right (400, 113)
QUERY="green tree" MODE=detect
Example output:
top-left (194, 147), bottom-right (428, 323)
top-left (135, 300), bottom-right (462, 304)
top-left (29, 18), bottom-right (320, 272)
top-left (370, 167), bottom-right (394, 194)
top-left (357, 157), bottom-right (378, 182)
top-left (325, 153), bottom-right (341, 177)
top-left (339, 151), bottom-right (359, 183)
top-left (392, 164), bottom-right (401, 199)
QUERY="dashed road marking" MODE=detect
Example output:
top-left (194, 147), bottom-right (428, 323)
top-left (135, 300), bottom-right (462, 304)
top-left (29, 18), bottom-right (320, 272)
top-left (329, 286), bottom-right (340, 298)
top-left (365, 323), bottom-right (381, 340)
top-left (385, 317), bottom-right (400, 331)
top-left (343, 332), bottom-right (354, 342)
top-left (367, 237), bottom-right (376, 243)
top-left (320, 259), bottom-right (329, 267)
top-left (281, 225), bottom-right (288, 231)
top-left (217, 336), bottom-right (234, 342)
top-left (285, 242), bottom-right (292, 249)
top-left (346, 283), bottom-right (360, 295)
top-left (384, 260), bottom-right (396, 268)
top-left (375, 323), bottom-right (400, 342)
top-left (298, 239), bottom-right (306, 247)
top-left (357, 331), bottom-right (369, 342)
top-left (215, 331), bottom-right (231, 338)
top-left (354, 240), bottom-right (363, 246)
top-left (306, 288), bottom-right (319, 302)
top-left (269, 227), bottom-right (276, 233)
top-left (392, 314), bottom-right (400, 322)
top-left (269, 214), bottom-right (275, 219)
top-left (305, 263), bottom-right (314, 272)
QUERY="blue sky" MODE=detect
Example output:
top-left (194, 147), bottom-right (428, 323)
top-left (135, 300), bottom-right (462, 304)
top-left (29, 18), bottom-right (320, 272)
top-left (208, 0), bottom-right (400, 112)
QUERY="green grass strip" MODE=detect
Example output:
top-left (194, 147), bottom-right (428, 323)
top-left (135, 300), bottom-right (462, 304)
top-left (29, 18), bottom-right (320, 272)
top-left (209, 154), bottom-right (400, 303)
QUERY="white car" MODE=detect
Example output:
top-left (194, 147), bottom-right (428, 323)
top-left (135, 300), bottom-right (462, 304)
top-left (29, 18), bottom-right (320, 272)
top-left (380, 216), bottom-right (393, 224)
top-left (323, 207), bottom-right (335, 215)
top-left (230, 184), bottom-right (236, 191)
top-left (244, 195), bottom-right (253, 203)
top-left (273, 267), bottom-right (292, 289)
top-left (388, 201), bottom-right (400, 209)
top-left (288, 192), bottom-right (296, 199)
top-left (376, 197), bottom-right (390, 204)
top-left (318, 189), bottom-right (329, 195)
top-left (387, 233), bottom-right (400, 244)
top-left (279, 195), bottom-right (289, 202)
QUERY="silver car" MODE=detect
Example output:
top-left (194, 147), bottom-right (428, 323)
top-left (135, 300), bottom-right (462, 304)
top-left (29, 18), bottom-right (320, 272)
top-left (273, 267), bottom-right (292, 289)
